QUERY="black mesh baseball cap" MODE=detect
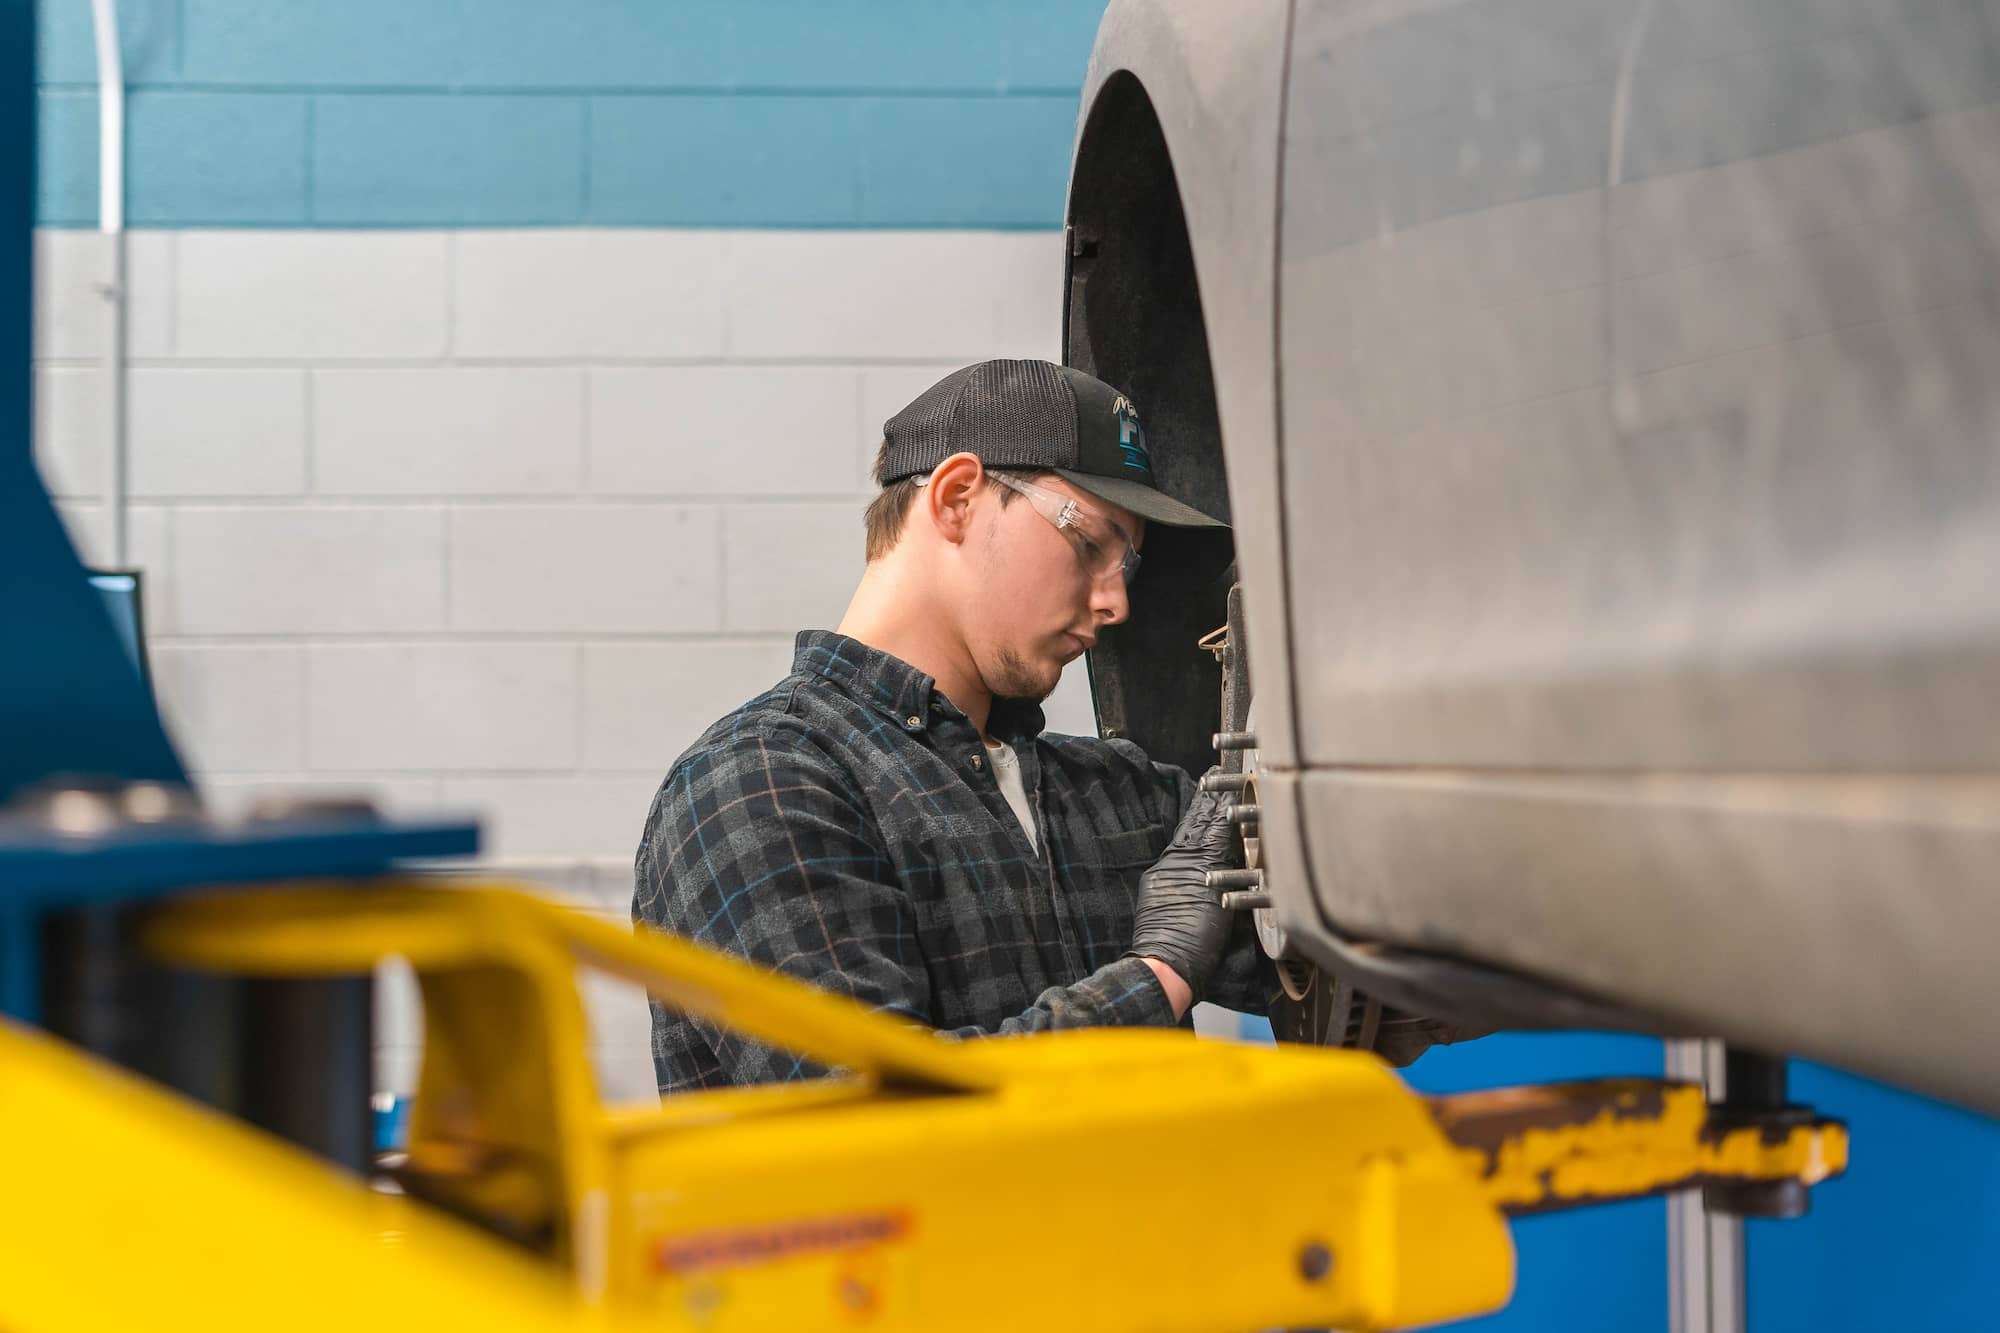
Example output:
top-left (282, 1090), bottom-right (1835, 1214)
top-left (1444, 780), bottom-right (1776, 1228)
top-left (878, 359), bottom-right (1225, 528)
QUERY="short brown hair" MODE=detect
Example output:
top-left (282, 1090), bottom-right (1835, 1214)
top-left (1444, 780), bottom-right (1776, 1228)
top-left (861, 442), bottom-right (1031, 561)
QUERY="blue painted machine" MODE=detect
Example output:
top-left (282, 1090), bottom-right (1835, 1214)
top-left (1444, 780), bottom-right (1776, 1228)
top-left (0, 7), bottom-right (476, 1166)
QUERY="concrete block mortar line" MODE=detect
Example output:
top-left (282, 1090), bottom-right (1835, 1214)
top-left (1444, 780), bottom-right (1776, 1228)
top-left (715, 500), bottom-right (728, 629)
top-left (298, 633), bottom-right (313, 770)
top-left (487, 356), bottom-right (983, 370)
top-left (160, 503), bottom-right (177, 631)
top-left (122, 355), bottom-right (464, 370)
top-left (853, 367), bottom-right (871, 490)
top-left (301, 765), bottom-right (592, 783)
top-left (439, 508), bottom-right (452, 631)
top-left (717, 228), bottom-right (738, 362)
top-left (106, 492), bottom-right (870, 509)
top-left (301, 369), bottom-right (316, 492)
top-left (112, 355), bottom-right (977, 371)
top-left (573, 642), bottom-right (587, 783)
top-left (148, 630), bottom-right (798, 647)
top-left (203, 768), bottom-right (612, 786)
top-left (580, 364), bottom-right (595, 491)
top-left (443, 231), bottom-right (458, 359)
top-left (369, 771), bottom-right (665, 785)
top-left (164, 232), bottom-right (179, 357)
top-left (37, 80), bottom-right (1086, 99)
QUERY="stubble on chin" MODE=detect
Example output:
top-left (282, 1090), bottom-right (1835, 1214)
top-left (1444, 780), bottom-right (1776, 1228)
top-left (988, 646), bottom-right (1060, 704)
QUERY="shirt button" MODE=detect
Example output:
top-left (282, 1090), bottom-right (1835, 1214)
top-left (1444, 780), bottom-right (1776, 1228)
top-left (905, 715), bottom-right (922, 730)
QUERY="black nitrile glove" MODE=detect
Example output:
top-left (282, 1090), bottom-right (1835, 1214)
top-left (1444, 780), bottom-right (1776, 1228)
top-left (1124, 768), bottom-right (1242, 1002)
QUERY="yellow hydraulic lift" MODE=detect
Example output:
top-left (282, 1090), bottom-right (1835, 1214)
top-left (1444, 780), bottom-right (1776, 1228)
top-left (1, 881), bottom-right (1845, 1332)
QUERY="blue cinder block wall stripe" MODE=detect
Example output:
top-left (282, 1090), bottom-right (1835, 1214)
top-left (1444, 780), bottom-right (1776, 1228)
top-left (33, 0), bottom-right (1108, 228)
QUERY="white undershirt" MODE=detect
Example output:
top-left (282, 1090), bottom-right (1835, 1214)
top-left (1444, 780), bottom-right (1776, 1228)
top-left (983, 738), bottom-right (1038, 853)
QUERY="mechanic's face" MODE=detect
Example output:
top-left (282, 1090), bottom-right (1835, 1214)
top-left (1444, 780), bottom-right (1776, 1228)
top-left (968, 475), bottom-right (1143, 704)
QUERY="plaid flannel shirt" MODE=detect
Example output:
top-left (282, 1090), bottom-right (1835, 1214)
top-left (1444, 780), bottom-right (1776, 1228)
top-left (634, 630), bottom-right (1275, 1093)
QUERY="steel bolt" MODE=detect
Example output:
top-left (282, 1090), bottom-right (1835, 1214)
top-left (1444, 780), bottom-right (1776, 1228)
top-left (1227, 804), bottom-right (1261, 826)
top-left (1213, 731), bottom-right (1259, 751)
top-left (1297, 1242), bottom-right (1334, 1282)
top-left (1220, 891), bottom-right (1273, 911)
top-left (1199, 771), bottom-right (1253, 794)
top-left (1205, 868), bottom-right (1263, 892)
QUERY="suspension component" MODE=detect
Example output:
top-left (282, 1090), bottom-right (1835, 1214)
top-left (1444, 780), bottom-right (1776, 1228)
top-left (1702, 1049), bottom-right (1816, 1218)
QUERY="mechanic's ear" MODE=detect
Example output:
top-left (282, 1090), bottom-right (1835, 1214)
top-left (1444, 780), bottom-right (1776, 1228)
top-left (924, 451), bottom-right (986, 547)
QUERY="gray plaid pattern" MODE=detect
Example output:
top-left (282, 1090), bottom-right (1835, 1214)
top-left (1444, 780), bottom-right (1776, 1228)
top-left (634, 630), bottom-right (1276, 1093)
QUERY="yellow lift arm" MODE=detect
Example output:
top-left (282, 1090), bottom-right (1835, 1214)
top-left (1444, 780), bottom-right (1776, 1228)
top-left (4, 881), bottom-right (1845, 1332)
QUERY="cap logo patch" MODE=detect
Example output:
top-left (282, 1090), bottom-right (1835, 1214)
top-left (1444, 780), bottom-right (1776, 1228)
top-left (1112, 395), bottom-right (1151, 474)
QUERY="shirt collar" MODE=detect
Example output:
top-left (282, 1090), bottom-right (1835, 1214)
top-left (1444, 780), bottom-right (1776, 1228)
top-left (792, 630), bottom-right (1048, 743)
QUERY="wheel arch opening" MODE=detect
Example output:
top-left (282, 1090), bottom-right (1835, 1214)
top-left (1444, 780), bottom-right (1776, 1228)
top-left (1065, 69), bottom-right (1235, 779)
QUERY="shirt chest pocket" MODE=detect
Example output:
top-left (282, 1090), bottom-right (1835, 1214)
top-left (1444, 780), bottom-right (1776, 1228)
top-left (1049, 824), bottom-right (1166, 972)
top-left (1060, 825), bottom-right (1166, 897)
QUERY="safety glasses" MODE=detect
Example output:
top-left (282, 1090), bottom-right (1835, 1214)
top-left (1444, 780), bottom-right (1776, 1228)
top-left (915, 470), bottom-right (1142, 585)
top-left (985, 471), bottom-right (1143, 586)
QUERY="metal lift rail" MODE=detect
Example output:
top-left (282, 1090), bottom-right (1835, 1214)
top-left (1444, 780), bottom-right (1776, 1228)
top-left (1, 878), bottom-right (1845, 1333)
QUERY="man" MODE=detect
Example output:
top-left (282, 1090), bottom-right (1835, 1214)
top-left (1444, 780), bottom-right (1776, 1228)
top-left (634, 358), bottom-right (1274, 1092)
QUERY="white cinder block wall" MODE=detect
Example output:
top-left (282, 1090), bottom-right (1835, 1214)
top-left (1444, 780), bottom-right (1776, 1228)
top-left (32, 227), bottom-right (1098, 1101)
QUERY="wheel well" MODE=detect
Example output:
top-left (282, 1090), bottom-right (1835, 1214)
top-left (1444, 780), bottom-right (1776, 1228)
top-left (1065, 71), bottom-right (1235, 779)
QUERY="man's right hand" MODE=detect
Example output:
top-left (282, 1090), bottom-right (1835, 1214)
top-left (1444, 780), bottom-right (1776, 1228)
top-left (1125, 769), bottom-right (1242, 1011)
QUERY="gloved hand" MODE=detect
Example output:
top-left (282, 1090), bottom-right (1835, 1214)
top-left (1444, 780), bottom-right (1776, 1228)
top-left (1125, 768), bottom-right (1242, 1003)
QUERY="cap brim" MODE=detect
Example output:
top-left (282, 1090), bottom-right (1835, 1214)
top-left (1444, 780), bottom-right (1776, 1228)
top-left (1052, 469), bottom-right (1228, 529)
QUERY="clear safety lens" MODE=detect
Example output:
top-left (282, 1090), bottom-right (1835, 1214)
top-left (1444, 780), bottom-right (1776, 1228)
top-left (986, 471), bottom-right (1141, 586)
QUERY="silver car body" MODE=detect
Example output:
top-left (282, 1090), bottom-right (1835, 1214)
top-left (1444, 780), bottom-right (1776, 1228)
top-left (1068, 0), bottom-right (2000, 1110)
